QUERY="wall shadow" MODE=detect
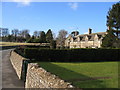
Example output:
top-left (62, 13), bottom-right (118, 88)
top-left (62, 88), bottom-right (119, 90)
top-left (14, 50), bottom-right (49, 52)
top-left (38, 62), bottom-right (109, 88)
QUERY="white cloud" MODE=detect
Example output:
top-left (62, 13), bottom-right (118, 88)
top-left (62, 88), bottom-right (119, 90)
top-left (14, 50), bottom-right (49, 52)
top-left (68, 2), bottom-right (78, 10)
top-left (13, 0), bottom-right (31, 6)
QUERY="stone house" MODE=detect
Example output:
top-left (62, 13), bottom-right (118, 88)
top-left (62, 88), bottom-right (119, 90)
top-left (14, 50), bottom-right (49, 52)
top-left (65, 28), bottom-right (107, 48)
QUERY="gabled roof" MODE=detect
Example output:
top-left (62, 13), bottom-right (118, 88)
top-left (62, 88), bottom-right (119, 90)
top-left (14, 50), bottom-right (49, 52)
top-left (77, 32), bottom-right (106, 37)
top-left (66, 31), bottom-right (107, 42)
top-left (76, 32), bottom-right (107, 41)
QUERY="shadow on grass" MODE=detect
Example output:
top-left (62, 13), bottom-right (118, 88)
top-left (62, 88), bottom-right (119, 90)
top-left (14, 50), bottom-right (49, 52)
top-left (38, 62), bottom-right (108, 88)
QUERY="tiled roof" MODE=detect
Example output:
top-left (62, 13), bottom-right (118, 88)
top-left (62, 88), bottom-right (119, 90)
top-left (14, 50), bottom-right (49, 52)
top-left (66, 32), bottom-right (107, 42)
top-left (76, 32), bottom-right (106, 41)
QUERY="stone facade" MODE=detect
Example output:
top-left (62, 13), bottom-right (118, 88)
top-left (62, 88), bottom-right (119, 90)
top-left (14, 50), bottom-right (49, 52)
top-left (10, 50), bottom-right (27, 79)
top-left (25, 63), bottom-right (74, 88)
top-left (65, 29), bottom-right (107, 48)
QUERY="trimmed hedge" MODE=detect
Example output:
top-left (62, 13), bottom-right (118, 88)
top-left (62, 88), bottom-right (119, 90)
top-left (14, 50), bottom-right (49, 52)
top-left (26, 45), bottom-right (50, 48)
top-left (24, 48), bottom-right (120, 62)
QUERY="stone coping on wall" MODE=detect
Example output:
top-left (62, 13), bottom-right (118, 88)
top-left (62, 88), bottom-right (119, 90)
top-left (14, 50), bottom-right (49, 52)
top-left (26, 63), bottom-right (74, 88)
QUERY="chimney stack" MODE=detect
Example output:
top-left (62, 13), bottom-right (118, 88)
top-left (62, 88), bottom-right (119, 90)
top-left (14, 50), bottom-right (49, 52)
top-left (88, 28), bottom-right (92, 34)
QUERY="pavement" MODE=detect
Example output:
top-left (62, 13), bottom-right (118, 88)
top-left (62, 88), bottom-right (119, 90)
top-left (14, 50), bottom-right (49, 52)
top-left (0, 49), bottom-right (24, 89)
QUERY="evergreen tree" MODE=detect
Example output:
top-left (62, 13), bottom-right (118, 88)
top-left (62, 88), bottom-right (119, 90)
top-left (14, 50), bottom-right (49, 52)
top-left (101, 29), bottom-right (117, 48)
top-left (7, 35), bottom-right (13, 42)
top-left (39, 31), bottom-right (46, 43)
top-left (25, 33), bottom-right (31, 41)
top-left (107, 2), bottom-right (120, 38)
top-left (26, 36), bottom-right (35, 43)
top-left (46, 29), bottom-right (53, 43)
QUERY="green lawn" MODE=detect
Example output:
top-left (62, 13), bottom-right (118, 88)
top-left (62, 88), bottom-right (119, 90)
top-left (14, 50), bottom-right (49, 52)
top-left (38, 61), bottom-right (119, 88)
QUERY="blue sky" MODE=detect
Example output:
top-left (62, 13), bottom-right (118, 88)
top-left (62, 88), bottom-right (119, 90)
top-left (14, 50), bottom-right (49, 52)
top-left (1, 2), bottom-right (117, 36)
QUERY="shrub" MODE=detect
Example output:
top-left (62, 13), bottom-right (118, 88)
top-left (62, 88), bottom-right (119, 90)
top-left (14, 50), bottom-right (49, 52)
top-left (24, 48), bottom-right (120, 62)
top-left (26, 45), bottom-right (50, 49)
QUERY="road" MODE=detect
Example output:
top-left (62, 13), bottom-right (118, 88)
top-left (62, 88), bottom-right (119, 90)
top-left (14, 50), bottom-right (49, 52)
top-left (0, 49), bottom-right (24, 89)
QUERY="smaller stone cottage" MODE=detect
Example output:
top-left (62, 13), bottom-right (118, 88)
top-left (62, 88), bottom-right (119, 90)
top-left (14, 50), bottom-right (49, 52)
top-left (65, 28), bottom-right (107, 48)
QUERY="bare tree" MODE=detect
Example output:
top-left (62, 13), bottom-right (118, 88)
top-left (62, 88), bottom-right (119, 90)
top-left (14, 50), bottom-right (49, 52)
top-left (53, 32), bottom-right (56, 40)
top-left (12, 29), bottom-right (19, 37)
top-left (33, 31), bottom-right (39, 38)
top-left (12, 29), bottom-right (19, 41)
top-left (56, 29), bottom-right (68, 48)
top-left (21, 29), bottom-right (29, 38)
top-left (0, 28), bottom-right (9, 37)
top-left (18, 30), bottom-right (22, 37)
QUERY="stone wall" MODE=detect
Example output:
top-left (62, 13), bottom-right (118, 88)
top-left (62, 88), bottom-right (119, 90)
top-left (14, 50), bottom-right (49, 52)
top-left (25, 63), bottom-right (74, 88)
top-left (10, 50), bottom-right (27, 79)
top-left (10, 50), bottom-right (74, 88)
